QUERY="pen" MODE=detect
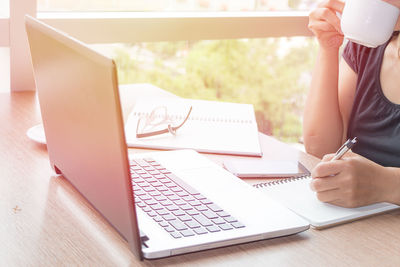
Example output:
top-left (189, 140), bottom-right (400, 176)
top-left (331, 137), bottom-right (358, 161)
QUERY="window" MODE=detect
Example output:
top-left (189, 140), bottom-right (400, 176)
top-left (37, 0), bottom-right (317, 12)
top-left (0, 0), bottom-right (9, 17)
top-left (90, 36), bottom-right (317, 142)
top-left (8, 0), bottom-right (319, 144)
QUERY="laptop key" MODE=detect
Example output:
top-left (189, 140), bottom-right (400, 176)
top-left (216, 211), bottom-right (230, 217)
top-left (154, 195), bottom-right (167, 201)
top-left (153, 216), bottom-right (163, 222)
top-left (194, 194), bottom-right (207, 200)
top-left (144, 199), bottom-right (158, 206)
top-left (162, 214), bottom-right (175, 221)
top-left (180, 229), bottom-right (195, 237)
top-left (193, 228), bottom-right (208, 235)
top-left (231, 222), bottom-right (245, 229)
top-left (152, 182), bottom-right (164, 187)
top-left (170, 232), bottom-right (182, 239)
top-left (176, 191), bottom-right (189, 197)
top-left (139, 173), bottom-right (152, 179)
top-left (166, 205), bottom-right (180, 212)
top-left (180, 204), bottom-right (193, 211)
top-left (200, 198), bottom-right (213, 205)
top-left (165, 173), bottom-right (200, 195)
top-left (182, 195), bottom-right (195, 202)
top-left (154, 174), bottom-right (165, 179)
top-left (149, 191), bottom-right (161, 197)
top-left (159, 221), bottom-right (169, 227)
top-left (142, 206), bottom-right (151, 212)
top-left (211, 218), bottom-right (226, 225)
top-left (178, 215), bottom-right (192, 222)
top-left (157, 186), bottom-right (169, 192)
top-left (185, 220), bottom-right (201, 229)
top-left (193, 214), bottom-right (213, 227)
top-left (150, 203), bottom-right (163, 210)
top-left (189, 200), bottom-right (202, 206)
top-left (224, 216), bottom-right (238, 223)
top-left (171, 187), bottom-right (183, 193)
top-left (156, 208), bottom-right (170, 216)
top-left (173, 199), bottom-right (186, 206)
top-left (170, 220), bottom-right (188, 231)
top-left (186, 209), bottom-right (200, 216)
top-left (167, 194), bottom-right (180, 201)
top-left (206, 225), bottom-right (221, 233)
top-left (160, 200), bottom-right (174, 206)
top-left (202, 210), bottom-right (218, 219)
top-left (145, 178), bottom-right (158, 183)
top-left (147, 210), bottom-right (157, 217)
top-left (219, 224), bottom-right (234, 231)
top-left (143, 187), bottom-right (156, 192)
top-left (136, 202), bottom-right (146, 208)
top-left (164, 226), bottom-right (175, 233)
top-left (172, 210), bottom-right (186, 216)
top-left (139, 195), bottom-right (152, 201)
top-left (134, 159), bottom-right (150, 167)
top-left (164, 181), bottom-right (177, 188)
top-left (195, 205), bottom-right (209, 212)
top-left (207, 203), bottom-right (223, 212)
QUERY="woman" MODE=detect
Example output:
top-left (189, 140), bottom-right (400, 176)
top-left (304, 0), bottom-right (400, 208)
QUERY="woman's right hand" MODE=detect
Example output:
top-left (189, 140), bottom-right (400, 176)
top-left (308, 0), bottom-right (345, 50)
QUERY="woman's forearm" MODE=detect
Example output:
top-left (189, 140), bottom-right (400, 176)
top-left (303, 48), bottom-right (344, 158)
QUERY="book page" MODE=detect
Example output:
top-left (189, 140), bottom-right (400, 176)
top-left (125, 98), bottom-right (262, 156)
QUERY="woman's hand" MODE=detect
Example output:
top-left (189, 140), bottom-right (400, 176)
top-left (308, 0), bottom-right (345, 50)
top-left (309, 151), bottom-right (398, 208)
top-left (382, 0), bottom-right (400, 9)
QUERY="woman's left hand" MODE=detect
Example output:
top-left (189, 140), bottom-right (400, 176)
top-left (382, 0), bottom-right (400, 9)
top-left (309, 151), bottom-right (396, 208)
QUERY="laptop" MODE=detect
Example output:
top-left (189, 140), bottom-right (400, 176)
top-left (25, 16), bottom-right (309, 260)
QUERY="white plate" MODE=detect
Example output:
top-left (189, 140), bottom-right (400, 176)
top-left (26, 124), bottom-right (47, 145)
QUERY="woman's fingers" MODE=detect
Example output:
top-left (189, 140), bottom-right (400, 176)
top-left (311, 160), bottom-right (342, 178)
top-left (310, 176), bottom-right (340, 192)
top-left (309, 7), bottom-right (343, 34)
top-left (315, 188), bottom-right (341, 203)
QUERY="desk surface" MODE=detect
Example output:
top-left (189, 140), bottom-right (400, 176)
top-left (1, 85), bottom-right (400, 266)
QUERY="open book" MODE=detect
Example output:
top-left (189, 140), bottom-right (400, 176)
top-left (125, 98), bottom-right (262, 156)
top-left (254, 176), bottom-right (399, 229)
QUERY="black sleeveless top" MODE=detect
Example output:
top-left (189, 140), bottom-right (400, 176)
top-left (342, 32), bottom-right (400, 167)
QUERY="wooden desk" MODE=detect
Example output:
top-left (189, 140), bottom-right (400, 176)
top-left (2, 86), bottom-right (400, 266)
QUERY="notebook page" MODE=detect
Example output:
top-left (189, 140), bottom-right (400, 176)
top-left (125, 98), bottom-right (262, 156)
top-left (260, 177), bottom-right (399, 228)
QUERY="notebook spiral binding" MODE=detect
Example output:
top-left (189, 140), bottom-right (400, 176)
top-left (252, 174), bottom-right (311, 189)
top-left (133, 111), bottom-right (253, 123)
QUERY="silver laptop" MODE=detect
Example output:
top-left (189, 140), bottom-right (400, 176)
top-left (25, 16), bottom-right (309, 260)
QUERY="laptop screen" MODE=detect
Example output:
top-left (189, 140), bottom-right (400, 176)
top-left (25, 15), bottom-right (143, 260)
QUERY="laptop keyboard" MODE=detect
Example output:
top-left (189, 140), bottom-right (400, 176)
top-left (131, 158), bottom-right (245, 239)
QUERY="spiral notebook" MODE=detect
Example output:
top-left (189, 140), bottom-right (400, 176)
top-left (125, 98), bottom-right (262, 156)
top-left (253, 176), bottom-right (399, 229)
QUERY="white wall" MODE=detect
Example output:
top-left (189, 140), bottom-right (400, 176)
top-left (0, 47), bottom-right (10, 92)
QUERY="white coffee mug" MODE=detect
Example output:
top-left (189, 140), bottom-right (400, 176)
top-left (341, 0), bottom-right (400, 48)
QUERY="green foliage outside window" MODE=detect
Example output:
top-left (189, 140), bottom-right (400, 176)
top-left (114, 38), bottom-right (317, 143)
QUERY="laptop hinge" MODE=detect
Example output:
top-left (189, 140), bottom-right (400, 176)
top-left (140, 230), bottom-right (149, 248)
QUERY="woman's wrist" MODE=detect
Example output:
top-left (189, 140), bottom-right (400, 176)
top-left (318, 46), bottom-right (340, 58)
top-left (379, 167), bottom-right (400, 205)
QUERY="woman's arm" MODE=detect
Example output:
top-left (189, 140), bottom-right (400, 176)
top-left (303, 0), bottom-right (357, 158)
top-left (303, 48), bottom-right (343, 158)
